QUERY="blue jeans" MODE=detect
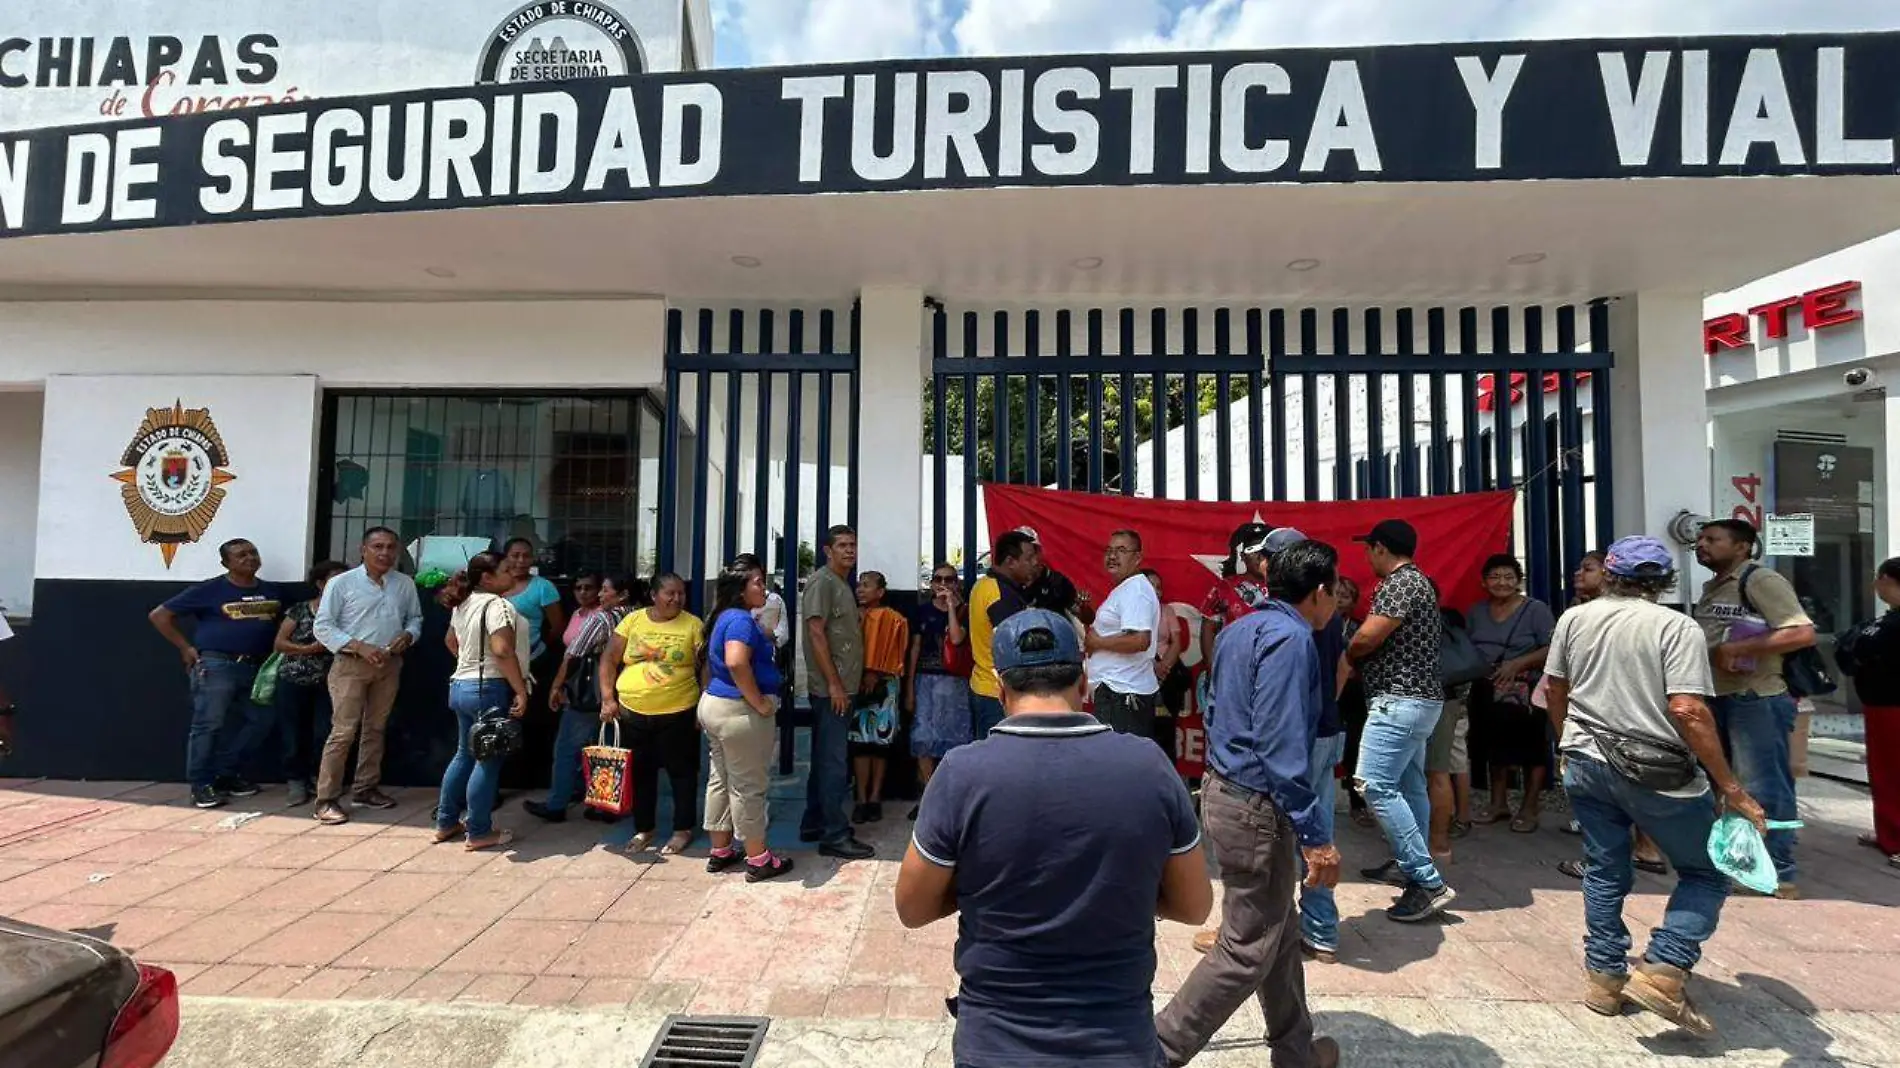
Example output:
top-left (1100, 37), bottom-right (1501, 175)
top-left (970, 693), bottom-right (1005, 739)
top-left (1300, 732), bottom-right (1348, 951)
top-left (1712, 692), bottom-right (1799, 883)
top-left (801, 697), bottom-right (852, 844)
top-left (545, 708), bottom-right (599, 809)
top-left (1354, 695), bottom-right (1444, 889)
top-left (185, 656), bottom-right (269, 790)
top-left (438, 680), bottom-right (509, 839)
top-left (1565, 754), bottom-right (1729, 974)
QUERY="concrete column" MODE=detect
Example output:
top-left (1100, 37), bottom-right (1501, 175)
top-left (1607, 292), bottom-right (1713, 603)
top-left (1880, 391), bottom-right (1900, 563)
top-left (855, 285), bottom-right (927, 591)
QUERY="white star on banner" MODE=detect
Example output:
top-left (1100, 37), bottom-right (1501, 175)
top-left (1190, 511), bottom-right (1268, 578)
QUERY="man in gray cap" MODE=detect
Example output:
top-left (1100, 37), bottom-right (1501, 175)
top-left (896, 609), bottom-right (1210, 1068)
top-left (1546, 535), bottom-right (1766, 1037)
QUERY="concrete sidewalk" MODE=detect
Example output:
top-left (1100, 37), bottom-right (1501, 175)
top-left (1, 765), bottom-right (1896, 1066)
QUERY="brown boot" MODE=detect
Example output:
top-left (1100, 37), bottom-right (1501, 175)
top-left (1191, 929), bottom-right (1217, 955)
top-left (1583, 970), bottom-right (1627, 1016)
top-left (1623, 962), bottom-right (1714, 1036)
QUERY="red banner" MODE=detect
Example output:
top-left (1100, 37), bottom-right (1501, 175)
top-left (982, 485), bottom-right (1516, 777)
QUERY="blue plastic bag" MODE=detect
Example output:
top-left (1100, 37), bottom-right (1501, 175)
top-left (1707, 813), bottom-right (1804, 894)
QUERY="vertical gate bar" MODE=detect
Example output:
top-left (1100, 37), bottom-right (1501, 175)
top-left (1491, 306), bottom-right (1516, 498)
top-left (1459, 307), bottom-right (1482, 492)
top-left (964, 312), bottom-right (982, 583)
top-left (1365, 308), bottom-right (1387, 498)
top-left (1151, 308), bottom-right (1169, 498)
top-left (754, 311), bottom-right (776, 562)
top-left (658, 311), bottom-right (683, 573)
top-left (848, 303), bottom-right (862, 537)
top-left (1331, 308), bottom-right (1351, 501)
top-left (817, 368), bottom-right (834, 546)
top-left (721, 309), bottom-right (745, 573)
top-left (932, 309), bottom-right (949, 570)
top-left (1269, 309), bottom-right (1288, 501)
top-left (1214, 308), bottom-right (1233, 502)
top-left (1025, 310), bottom-right (1043, 488)
top-left (1589, 298), bottom-right (1615, 549)
top-left (1246, 308), bottom-right (1265, 502)
top-left (1300, 309), bottom-right (1320, 501)
top-left (993, 311), bottom-right (1012, 486)
top-left (1427, 309), bottom-right (1450, 495)
top-left (1556, 304), bottom-right (1586, 591)
top-left (690, 369), bottom-right (713, 610)
top-left (1522, 307), bottom-right (1554, 604)
top-left (1056, 311), bottom-right (1075, 491)
top-left (1087, 310), bottom-right (1105, 494)
top-left (780, 366), bottom-right (804, 774)
top-left (1396, 308), bottom-right (1419, 497)
top-left (1118, 308), bottom-right (1137, 496)
top-left (1184, 309), bottom-right (1201, 500)
top-left (817, 311), bottom-right (837, 546)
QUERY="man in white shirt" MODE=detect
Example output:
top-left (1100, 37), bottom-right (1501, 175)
top-left (1085, 529), bottom-right (1162, 736)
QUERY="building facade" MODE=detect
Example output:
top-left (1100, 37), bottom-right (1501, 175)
top-left (4, 19), bottom-right (1900, 784)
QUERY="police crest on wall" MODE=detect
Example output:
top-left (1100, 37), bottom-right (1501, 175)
top-left (109, 400), bottom-right (236, 568)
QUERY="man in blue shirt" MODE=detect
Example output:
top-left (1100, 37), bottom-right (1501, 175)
top-left (149, 538), bottom-right (285, 809)
top-left (896, 609), bottom-right (1211, 1068)
top-left (311, 526), bottom-right (423, 824)
top-left (1157, 539), bottom-right (1343, 1068)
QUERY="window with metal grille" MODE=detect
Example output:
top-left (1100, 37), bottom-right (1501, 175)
top-left (316, 392), bottom-right (664, 580)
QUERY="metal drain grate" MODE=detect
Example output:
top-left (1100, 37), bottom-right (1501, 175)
top-left (638, 1014), bottom-right (771, 1068)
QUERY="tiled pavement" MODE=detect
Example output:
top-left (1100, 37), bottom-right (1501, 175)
top-left (2, 767), bottom-right (1898, 1066)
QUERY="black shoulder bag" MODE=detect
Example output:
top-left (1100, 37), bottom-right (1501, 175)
top-left (1737, 565), bottom-right (1837, 699)
top-left (1571, 717), bottom-right (1699, 792)
top-left (468, 597), bottom-right (524, 761)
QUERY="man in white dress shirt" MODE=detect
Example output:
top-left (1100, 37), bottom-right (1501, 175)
top-left (1084, 529), bottom-right (1162, 736)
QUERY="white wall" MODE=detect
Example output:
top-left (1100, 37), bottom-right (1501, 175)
top-left (0, 392), bottom-right (43, 614)
top-left (38, 375), bottom-right (320, 582)
top-left (1706, 229), bottom-right (1900, 389)
top-left (0, 300), bottom-right (666, 388)
top-left (3, 0), bottom-right (694, 132)
top-left (1609, 292), bottom-right (1712, 600)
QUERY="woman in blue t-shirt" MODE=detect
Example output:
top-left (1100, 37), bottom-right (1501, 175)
top-left (697, 566), bottom-right (793, 882)
top-left (500, 538), bottom-right (566, 659)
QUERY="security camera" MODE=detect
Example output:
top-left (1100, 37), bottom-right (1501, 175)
top-left (1844, 367), bottom-right (1876, 388)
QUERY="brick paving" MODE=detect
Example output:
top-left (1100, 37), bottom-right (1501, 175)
top-left (2, 766), bottom-right (1898, 1064)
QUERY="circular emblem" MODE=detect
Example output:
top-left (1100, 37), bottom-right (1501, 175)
top-left (110, 400), bottom-right (236, 569)
top-left (478, 1), bottom-right (646, 85)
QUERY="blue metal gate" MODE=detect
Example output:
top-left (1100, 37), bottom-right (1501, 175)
top-left (659, 305), bottom-right (859, 772)
top-left (928, 302), bottom-right (1614, 608)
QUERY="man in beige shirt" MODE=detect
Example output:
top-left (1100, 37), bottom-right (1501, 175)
top-left (1692, 519), bottom-right (1816, 897)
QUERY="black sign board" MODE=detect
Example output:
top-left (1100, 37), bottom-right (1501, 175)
top-left (1775, 440), bottom-right (1875, 535)
top-left (3, 33), bottom-right (1900, 238)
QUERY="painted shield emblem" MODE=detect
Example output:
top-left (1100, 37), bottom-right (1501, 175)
top-left (110, 400), bottom-right (236, 569)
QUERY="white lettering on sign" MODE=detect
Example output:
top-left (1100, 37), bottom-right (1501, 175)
top-left (1599, 51), bottom-right (1670, 166)
top-left (1219, 62), bottom-right (1291, 173)
top-left (0, 139), bottom-right (28, 228)
top-left (1031, 68), bottom-right (1100, 177)
top-left (781, 74), bottom-right (844, 183)
top-left (1455, 54), bottom-right (1523, 170)
top-left (1110, 65), bottom-right (1177, 175)
top-left (1816, 47), bottom-right (1892, 165)
top-left (1301, 60), bottom-right (1380, 173)
top-left (1721, 48), bottom-right (1805, 166)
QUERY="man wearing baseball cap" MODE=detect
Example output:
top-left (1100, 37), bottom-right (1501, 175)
top-left (1346, 517), bottom-right (1457, 922)
top-left (896, 609), bottom-right (1211, 1068)
top-left (1545, 535), bottom-right (1765, 1037)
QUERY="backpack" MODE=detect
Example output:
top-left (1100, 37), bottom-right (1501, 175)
top-left (1737, 565), bottom-right (1837, 699)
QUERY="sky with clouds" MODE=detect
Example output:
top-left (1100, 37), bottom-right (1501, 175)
top-left (708, 0), bottom-right (1894, 68)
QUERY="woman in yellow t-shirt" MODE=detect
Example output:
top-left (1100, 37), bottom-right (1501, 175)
top-left (599, 572), bottom-right (706, 855)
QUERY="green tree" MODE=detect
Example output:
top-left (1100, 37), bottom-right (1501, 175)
top-left (921, 373), bottom-right (1253, 489)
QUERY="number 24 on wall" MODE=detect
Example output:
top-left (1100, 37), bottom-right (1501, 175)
top-left (1732, 474), bottom-right (1764, 528)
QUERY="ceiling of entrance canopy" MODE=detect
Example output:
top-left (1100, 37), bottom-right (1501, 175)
top-left (5, 178), bottom-right (1900, 303)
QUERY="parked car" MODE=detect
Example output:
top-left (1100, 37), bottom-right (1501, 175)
top-left (0, 915), bottom-right (178, 1068)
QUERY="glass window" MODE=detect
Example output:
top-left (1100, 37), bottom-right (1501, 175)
top-left (319, 393), bottom-right (662, 580)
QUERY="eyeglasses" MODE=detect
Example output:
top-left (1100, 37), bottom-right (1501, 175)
top-left (1103, 547), bottom-right (1139, 557)
top-left (931, 575), bottom-right (957, 584)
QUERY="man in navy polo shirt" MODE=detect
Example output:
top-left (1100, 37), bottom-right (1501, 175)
top-left (149, 537), bottom-right (285, 809)
top-left (896, 608), bottom-right (1211, 1068)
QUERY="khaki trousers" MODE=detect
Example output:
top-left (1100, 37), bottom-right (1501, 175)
top-left (317, 654), bottom-right (403, 802)
top-left (699, 692), bottom-right (776, 846)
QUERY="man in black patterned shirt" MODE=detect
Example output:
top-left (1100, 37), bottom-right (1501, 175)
top-left (1346, 519), bottom-right (1457, 923)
